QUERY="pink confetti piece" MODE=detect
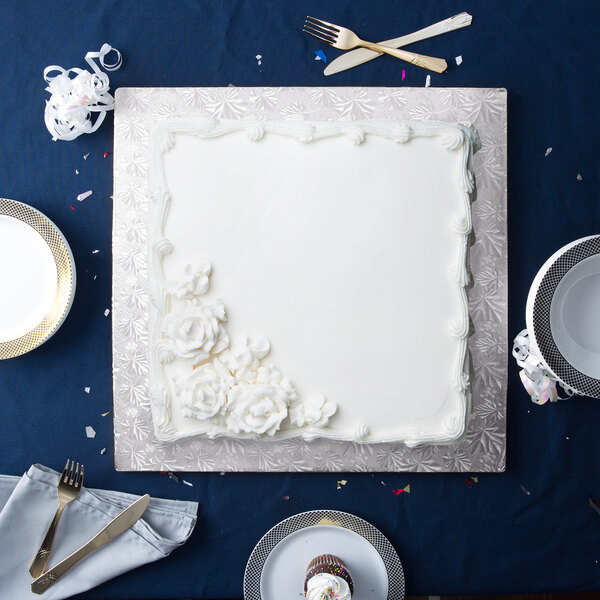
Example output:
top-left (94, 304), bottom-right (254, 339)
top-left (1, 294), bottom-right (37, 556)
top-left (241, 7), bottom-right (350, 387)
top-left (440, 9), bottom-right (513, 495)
top-left (104, 151), bottom-right (110, 158)
top-left (393, 484), bottom-right (411, 495)
top-left (465, 479), bottom-right (473, 488)
top-left (283, 495), bottom-right (290, 501)
top-left (85, 426), bottom-right (96, 438)
top-left (401, 70), bottom-right (406, 81)
top-left (69, 205), bottom-right (75, 211)
top-left (77, 190), bottom-right (93, 202)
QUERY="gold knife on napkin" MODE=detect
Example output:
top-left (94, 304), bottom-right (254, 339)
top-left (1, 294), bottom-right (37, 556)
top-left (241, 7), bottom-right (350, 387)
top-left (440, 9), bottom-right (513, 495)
top-left (31, 494), bottom-right (150, 594)
top-left (323, 12), bottom-right (472, 76)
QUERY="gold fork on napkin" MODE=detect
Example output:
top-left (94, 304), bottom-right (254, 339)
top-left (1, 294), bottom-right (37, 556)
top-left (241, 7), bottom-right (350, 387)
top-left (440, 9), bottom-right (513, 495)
top-left (29, 460), bottom-right (84, 577)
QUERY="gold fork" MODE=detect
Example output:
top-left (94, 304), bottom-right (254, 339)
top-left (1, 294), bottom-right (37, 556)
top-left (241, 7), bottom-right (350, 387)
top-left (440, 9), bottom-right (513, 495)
top-left (29, 460), bottom-right (84, 577)
top-left (304, 16), bottom-right (448, 73)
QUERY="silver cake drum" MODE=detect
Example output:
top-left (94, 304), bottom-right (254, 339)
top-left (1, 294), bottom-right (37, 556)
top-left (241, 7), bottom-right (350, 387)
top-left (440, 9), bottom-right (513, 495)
top-left (526, 235), bottom-right (600, 398)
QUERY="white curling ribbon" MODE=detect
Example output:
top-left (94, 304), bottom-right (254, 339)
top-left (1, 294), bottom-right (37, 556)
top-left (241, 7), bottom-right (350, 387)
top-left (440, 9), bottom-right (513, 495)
top-left (43, 43), bottom-right (122, 141)
top-left (512, 328), bottom-right (576, 405)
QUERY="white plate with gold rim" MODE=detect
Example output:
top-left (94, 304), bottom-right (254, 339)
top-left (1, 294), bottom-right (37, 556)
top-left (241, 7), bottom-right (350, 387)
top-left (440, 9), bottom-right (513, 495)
top-left (244, 510), bottom-right (405, 600)
top-left (0, 198), bottom-right (76, 359)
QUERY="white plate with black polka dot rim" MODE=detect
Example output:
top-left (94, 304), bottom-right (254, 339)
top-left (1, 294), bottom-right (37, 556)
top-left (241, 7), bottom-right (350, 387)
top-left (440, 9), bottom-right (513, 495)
top-left (526, 234), bottom-right (600, 398)
top-left (243, 509), bottom-right (405, 600)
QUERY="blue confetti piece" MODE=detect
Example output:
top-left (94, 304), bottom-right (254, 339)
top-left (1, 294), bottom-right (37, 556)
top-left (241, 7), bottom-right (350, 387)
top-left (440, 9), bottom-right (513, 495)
top-left (314, 50), bottom-right (327, 63)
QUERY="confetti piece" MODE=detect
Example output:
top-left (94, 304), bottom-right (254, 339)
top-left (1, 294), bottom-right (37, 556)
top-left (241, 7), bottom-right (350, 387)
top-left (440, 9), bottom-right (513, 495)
top-left (381, 481), bottom-right (386, 486)
top-left (465, 479), bottom-right (473, 488)
top-left (167, 472), bottom-right (180, 483)
top-left (283, 495), bottom-right (290, 501)
top-left (471, 476), bottom-right (479, 483)
top-left (425, 75), bottom-right (431, 87)
top-left (92, 249), bottom-right (100, 254)
top-left (83, 153), bottom-right (90, 160)
top-left (577, 173), bottom-right (583, 181)
top-left (84, 386), bottom-right (91, 394)
top-left (69, 205), bottom-right (75, 211)
top-left (101, 411), bottom-right (110, 417)
top-left (545, 147), bottom-right (552, 157)
top-left (393, 484), bottom-right (411, 495)
top-left (336, 479), bottom-right (347, 490)
top-left (314, 49), bottom-right (328, 63)
top-left (100, 447), bottom-right (106, 454)
top-left (255, 54), bottom-right (262, 66)
top-left (93, 275), bottom-right (97, 280)
top-left (75, 169), bottom-right (79, 175)
top-left (183, 480), bottom-right (193, 487)
top-left (455, 55), bottom-right (463, 65)
top-left (104, 151), bottom-right (110, 158)
top-left (77, 190), bottom-right (93, 202)
top-left (85, 426), bottom-right (96, 438)
top-left (104, 309), bottom-right (110, 317)
top-left (520, 484), bottom-right (531, 496)
top-left (401, 70), bottom-right (406, 81)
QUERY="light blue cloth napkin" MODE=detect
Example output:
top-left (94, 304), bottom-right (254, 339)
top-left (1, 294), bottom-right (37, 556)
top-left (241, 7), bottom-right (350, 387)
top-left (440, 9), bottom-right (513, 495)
top-left (0, 464), bottom-right (198, 599)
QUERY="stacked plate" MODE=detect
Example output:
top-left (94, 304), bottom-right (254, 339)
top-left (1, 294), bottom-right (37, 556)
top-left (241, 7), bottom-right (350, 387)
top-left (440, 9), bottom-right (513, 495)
top-left (0, 198), bottom-right (76, 359)
top-left (526, 235), bottom-right (600, 398)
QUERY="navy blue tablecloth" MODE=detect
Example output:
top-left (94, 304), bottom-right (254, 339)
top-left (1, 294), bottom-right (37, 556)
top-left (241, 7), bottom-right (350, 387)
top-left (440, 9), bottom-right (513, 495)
top-left (1, 0), bottom-right (600, 597)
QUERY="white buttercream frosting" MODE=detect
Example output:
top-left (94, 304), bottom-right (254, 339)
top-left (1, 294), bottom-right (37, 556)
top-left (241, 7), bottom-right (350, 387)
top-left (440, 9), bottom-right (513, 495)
top-left (306, 573), bottom-right (351, 600)
top-left (162, 300), bottom-right (228, 364)
top-left (147, 118), bottom-right (478, 444)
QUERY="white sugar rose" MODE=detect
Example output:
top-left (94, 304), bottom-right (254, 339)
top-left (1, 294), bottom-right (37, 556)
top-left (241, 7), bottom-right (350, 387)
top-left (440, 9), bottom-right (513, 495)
top-left (162, 300), bottom-right (229, 364)
top-left (225, 382), bottom-right (293, 436)
top-left (222, 336), bottom-right (270, 382)
top-left (177, 361), bottom-right (232, 421)
top-left (168, 261), bottom-right (212, 299)
top-left (289, 393), bottom-right (337, 428)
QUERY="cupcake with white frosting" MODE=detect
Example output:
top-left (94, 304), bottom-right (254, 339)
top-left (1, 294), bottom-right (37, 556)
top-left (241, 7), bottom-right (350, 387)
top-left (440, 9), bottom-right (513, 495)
top-left (304, 554), bottom-right (353, 599)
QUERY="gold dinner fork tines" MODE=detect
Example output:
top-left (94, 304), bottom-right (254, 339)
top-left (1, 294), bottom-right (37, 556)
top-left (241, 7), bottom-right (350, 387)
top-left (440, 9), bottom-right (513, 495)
top-left (303, 16), bottom-right (448, 73)
top-left (29, 460), bottom-right (84, 578)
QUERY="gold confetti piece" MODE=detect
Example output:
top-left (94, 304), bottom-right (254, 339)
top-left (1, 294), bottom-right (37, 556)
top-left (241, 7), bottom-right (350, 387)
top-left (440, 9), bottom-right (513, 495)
top-left (471, 476), bottom-right (479, 483)
top-left (101, 411), bottom-right (111, 417)
top-left (403, 484), bottom-right (411, 493)
top-left (336, 479), bottom-right (347, 489)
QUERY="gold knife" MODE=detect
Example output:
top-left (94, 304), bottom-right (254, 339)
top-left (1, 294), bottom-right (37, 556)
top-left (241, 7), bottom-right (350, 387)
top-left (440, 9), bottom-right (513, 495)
top-left (31, 494), bottom-right (150, 594)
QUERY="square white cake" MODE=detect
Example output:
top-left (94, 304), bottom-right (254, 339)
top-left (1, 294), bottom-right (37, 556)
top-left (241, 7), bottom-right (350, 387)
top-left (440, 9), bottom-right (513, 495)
top-left (147, 118), bottom-right (479, 447)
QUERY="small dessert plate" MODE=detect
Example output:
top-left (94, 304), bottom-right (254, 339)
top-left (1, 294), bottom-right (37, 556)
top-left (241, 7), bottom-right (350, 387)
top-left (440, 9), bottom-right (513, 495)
top-left (0, 198), bottom-right (76, 359)
top-left (526, 235), bottom-right (600, 397)
top-left (244, 510), bottom-right (405, 600)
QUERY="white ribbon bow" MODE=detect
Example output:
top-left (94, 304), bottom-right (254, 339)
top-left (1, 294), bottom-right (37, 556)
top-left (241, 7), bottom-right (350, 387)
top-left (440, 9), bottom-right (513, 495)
top-left (43, 43), bottom-right (122, 141)
top-left (512, 328), bottom-right (576, 404)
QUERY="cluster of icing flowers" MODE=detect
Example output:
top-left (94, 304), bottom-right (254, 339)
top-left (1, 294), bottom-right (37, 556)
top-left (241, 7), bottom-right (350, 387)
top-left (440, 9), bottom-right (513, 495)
top-left (161, 263), bottom-right (336, 436)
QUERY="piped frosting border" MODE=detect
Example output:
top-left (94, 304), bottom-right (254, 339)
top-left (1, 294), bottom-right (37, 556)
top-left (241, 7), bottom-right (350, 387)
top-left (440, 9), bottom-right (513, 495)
top-left (147, 118), bottom-right (480, 446)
